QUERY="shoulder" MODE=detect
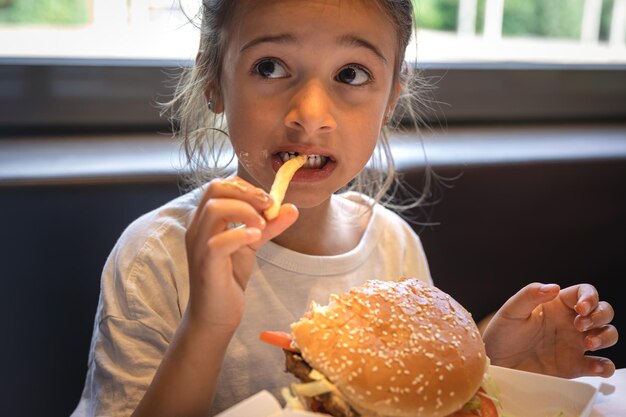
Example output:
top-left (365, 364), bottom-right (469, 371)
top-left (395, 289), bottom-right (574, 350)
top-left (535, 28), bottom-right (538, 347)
top-left (100, 186), bottom-right (205, 319)
top-left (116, 185), bottom-right (203, 255)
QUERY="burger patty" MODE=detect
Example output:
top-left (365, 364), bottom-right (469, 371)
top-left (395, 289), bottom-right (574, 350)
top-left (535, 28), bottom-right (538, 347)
top-left (284, 349), bottom-right (314, 382)
top-left (283, 350), bottom-right (361, 417)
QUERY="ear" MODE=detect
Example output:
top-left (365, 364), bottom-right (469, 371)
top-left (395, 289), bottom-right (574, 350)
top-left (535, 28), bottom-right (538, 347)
top-left (384, 81), bottom-right (403, 124)
top-left (197, 52), bottom-right (225, 114)
top-left (204, 84), bottom-right (225, 114)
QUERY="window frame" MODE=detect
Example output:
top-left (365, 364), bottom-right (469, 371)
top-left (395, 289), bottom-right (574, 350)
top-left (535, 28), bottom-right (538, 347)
top-left (1, 57), bottom-right (625, 136)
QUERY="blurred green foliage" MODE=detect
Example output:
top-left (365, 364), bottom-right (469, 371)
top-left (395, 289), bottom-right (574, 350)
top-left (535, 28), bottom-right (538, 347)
top-left (413, 0), bottom-right (459, 31)
top-left (502, 0), bottom-right (584, 38)
top-left (413, 0), bottom-right (615, 40)
top-left (0, 0), bottom-right (619, 42)
top-left (0, 0), bottom-right (89, 24)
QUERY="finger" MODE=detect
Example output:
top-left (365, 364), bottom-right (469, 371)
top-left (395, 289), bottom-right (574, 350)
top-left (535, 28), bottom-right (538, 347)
top-left (583, 324), bottom-right (619, 351)
top-left (189, 177), bottom-right (271, 245)
top-left (498, 282), bottom-right (560, 320)
top-left (559, 284), bottom-right (599, 316)
top-left (577, 355), bottom-right (616, 378)
top-left (206, 227), bottom-right (263, 260)
top-left (195, 198), bottom-right (267, 240)
top-left (574, 301), bottom-right (615, 331)
top-left (250, 203), bottom-right (299, 250)
top-left (196, 177), bottom-right (273, 215)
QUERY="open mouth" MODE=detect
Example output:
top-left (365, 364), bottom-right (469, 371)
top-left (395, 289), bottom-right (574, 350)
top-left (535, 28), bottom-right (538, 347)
top-left (279, 152), bottom-right (330, 169)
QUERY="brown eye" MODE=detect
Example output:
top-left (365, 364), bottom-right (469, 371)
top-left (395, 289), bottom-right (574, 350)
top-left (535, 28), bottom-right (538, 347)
top-left (336, 65), bottom-right (371, 85)
top-left (254, 58), bottom-right (288, 79)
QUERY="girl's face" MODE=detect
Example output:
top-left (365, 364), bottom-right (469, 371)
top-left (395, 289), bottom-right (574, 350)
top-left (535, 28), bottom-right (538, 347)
top-left (219, 0), bottom-right (401, 210)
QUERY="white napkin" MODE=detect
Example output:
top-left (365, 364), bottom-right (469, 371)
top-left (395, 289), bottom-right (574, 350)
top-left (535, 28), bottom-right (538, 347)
top-left (575, 368), bottom-right (626, 417)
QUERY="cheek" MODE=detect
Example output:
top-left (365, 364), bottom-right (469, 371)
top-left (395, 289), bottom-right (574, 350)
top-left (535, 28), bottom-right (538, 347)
top-left (226, 101), bottom-right (264, 150)
top-left (225, 91), bottom-right (280, 136)
top-left (349, 116), bottom-right (383, 159)
top-left (225, 107), bottom-right (276, 185)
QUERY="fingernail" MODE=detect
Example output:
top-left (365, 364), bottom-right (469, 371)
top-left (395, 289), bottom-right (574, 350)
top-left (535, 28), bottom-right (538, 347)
top-left (577, 301), bottom-right (590, 316)
top-left (255, 190), bottom-right (270, 204)
top-left (580, 318), bottom-right (592, 331)
top-left (226, 179), bottom-right (248, 192)
top-left (594, 362), bottom-right (605, 374)
top-left (588, 337), bottom-right (601, 349)
top-left (247, 227), bottom-right (261, 238)
top-left (539, 284), bottom-right (558, 294)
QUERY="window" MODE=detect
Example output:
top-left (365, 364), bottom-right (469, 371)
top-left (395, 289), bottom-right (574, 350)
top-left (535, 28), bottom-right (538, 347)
top-left (0, 0), bottom-right (199, 60)
top-left (411, 0), bottom-right (626, 64)
top-left (0, 0), bottom-right (625, 133)
top-left (2, 0), bottom-right (625, 62)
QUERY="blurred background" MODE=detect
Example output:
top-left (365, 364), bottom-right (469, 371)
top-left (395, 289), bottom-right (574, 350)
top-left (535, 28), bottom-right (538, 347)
top-left (0, 1), bottom-right (625, 416)
top-left (0, 0), bottom-right (625, 61)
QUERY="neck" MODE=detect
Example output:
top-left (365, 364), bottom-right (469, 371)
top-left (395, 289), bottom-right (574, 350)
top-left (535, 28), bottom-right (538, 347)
top-left (271, 195), bottom-right (371, 256)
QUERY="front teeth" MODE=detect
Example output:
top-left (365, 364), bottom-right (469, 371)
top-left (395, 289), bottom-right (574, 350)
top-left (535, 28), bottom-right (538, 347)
top-left (280, 152), bottom-right (328, 168)
top-left (280, 152), bottom-right (299, 162)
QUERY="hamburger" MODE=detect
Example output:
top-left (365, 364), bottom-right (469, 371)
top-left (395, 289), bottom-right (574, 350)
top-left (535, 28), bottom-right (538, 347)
top-left (260, 278), bottom-right (501, 417)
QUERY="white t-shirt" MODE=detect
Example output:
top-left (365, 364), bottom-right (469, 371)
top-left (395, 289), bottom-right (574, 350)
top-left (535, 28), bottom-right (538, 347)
top-left (71, 187), bottom-right (432, 417)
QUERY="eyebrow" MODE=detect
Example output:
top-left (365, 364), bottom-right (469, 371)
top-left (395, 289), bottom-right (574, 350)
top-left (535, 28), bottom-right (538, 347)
top-left (240, 34), bottom-right (298, 53)
top-left (337, 34), bottom-right (388, 64)
top-left (240, 32), bottom-right (388, 63)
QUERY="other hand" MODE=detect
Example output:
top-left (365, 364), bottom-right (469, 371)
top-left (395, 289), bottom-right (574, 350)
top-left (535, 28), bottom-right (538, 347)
top-left (483, 282), bottom-right (618, 378)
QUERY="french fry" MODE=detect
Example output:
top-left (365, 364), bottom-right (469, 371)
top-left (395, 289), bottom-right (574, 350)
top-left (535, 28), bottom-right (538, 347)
top-left (264, 154), bottom-right (308, 220)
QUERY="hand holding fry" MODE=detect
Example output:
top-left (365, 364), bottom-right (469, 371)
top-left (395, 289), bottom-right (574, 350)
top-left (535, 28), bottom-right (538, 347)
top-left (264, 154), bottom-right (307, 220)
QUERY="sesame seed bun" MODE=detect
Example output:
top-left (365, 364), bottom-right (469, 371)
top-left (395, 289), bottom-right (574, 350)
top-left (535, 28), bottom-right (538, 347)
top-left (290, 277), bottom-right (487, 417)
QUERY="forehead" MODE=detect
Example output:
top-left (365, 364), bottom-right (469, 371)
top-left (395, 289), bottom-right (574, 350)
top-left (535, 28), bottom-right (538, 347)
top-left (225, 0), bottom-right (399, 58)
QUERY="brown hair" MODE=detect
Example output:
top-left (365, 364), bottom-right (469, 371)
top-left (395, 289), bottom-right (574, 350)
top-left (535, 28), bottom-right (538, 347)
top-left (163, 0), bottom-right (431, 211)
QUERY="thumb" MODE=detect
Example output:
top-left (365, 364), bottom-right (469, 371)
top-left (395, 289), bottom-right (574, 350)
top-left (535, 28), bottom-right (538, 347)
top-left (499, 282), bottom-right (560, 320)
top-left (251, 203), bottom-right (299, 249)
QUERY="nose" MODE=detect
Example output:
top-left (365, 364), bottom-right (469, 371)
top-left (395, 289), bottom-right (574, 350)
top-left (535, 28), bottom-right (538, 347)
top-left (284, 79), bottom-right (337, 135)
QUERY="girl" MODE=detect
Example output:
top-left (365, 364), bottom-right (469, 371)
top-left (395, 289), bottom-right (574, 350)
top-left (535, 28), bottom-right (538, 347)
top-left (71, 1), bottom-right (618, 416)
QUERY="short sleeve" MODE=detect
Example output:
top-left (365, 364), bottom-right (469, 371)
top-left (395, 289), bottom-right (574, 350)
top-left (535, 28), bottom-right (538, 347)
top-left (71, 201), bottom-right (191, 417)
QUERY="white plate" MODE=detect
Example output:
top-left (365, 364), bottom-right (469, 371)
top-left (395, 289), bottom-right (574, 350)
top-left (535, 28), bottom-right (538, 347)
top-left (216, 366), bottom-right (599, 417)
top-left (490, 365), bottom-right (598, 417)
